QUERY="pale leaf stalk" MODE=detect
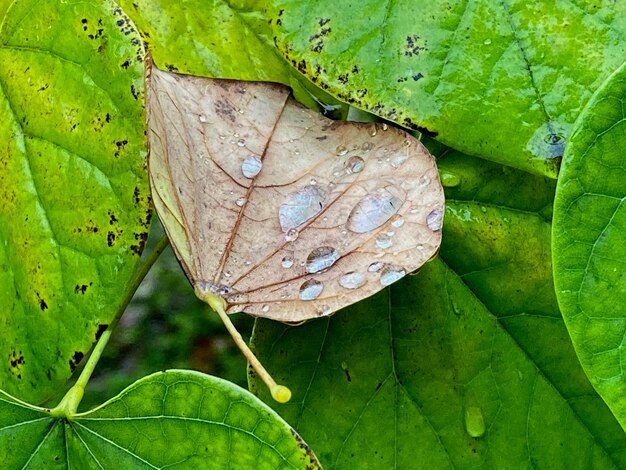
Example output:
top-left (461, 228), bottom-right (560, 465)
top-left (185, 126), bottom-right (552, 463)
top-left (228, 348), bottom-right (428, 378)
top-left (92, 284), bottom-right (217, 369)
top-left (49, 233), bottom-right (170, 418)
top-left (198, 288), bottom-right (291, 404)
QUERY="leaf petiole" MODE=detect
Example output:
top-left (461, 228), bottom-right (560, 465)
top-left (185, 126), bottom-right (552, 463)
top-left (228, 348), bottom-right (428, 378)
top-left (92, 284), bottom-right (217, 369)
top-left (197, 287), bottom-right (291, 404)
top-left (49, 233), bottom-right (170, 418)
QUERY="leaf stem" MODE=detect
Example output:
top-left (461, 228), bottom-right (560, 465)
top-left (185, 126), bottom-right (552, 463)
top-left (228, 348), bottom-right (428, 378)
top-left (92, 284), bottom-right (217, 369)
top-left (49, 233), bottom-right (170, 418)
top-left (197, 287), bottom-right (291, 404)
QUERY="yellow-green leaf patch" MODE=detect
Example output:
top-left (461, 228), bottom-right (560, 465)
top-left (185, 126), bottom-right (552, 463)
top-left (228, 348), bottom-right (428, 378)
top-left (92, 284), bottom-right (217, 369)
top-left (553, 60), bottom-right (626, 431)
top-left (264, 0), bottom-right (626, 177)
top-left (0, 0), bottom-right (150, 403)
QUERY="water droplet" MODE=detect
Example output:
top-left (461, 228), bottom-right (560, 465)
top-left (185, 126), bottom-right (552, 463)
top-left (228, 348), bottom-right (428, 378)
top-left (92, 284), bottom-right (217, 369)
top-left (261, 305), bottom-right (270, 313)
top-left (409, 207), bottom-right (420, 214)
top-left (464, 406), bottom-right (485, 438)
top-left (368, 127), bottom-right (377, 137)
top-left (279, 185), bottom-right (325, 232)
top-left (376, 234), bottom-right (392, 249)
top-left (440, 170), bottom-right (461, 188)
top-left (416, 244), bottom-right (424, 251)
top-left (306, 246), bottom-right (339, 274)
top-left (299, 279), bottom-right (323, 300)
top-left (483, 38), bottom-right (492, 45)
top-left (381, 123), bottom-right (389, 131)
top-left (380, 265), bottom-right (406, 286)
top-left (390, 154), bottom-right (408, 168)
top-left (339, 272), bottom-right (365, 289)
top-left (285, 228), bottom-right (299, 242)
top-left (236, 138), bottom-right (246, 147)
top-left (391, 216), bottom-right (405, 228)
top-left (235, 197), bottom-right (246, 207)
top-left (426, 209), bottom-right (443, 231)
top-left (310, 178), bottom-right (317, 185)
top-left (241, 156), bottom-right (262, 178)
top-left (347, 156), bottom-right (365, 173)
top-left (199, 114), bottom-right (209, 123)
top-left (419, 175), bottom-right (431, 187)
top-left (368, 262), bottom-right (383, 272)
top-left (480, 206), bottom-right (487, 213)
top-left (224, 271), bottom-right (232, 278)
top-left (346, 187), bottom-right (404, 233)
top-left (216, 285), bottom-right (232, 296)
top-left (244, 260), bottom-right (252, 266)
top-left (336, 145), bottom-right (348, 156)
top-left (281, 256), bottom-right (294, 268)
top-left (361, 142), bottom-right (374, 151)
top-left (317, 304), bottom-right (332, 315)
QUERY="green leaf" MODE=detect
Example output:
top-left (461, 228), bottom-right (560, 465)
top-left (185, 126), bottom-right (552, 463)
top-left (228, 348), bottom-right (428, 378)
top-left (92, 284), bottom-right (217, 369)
top-left (262, 1), bottom-right (626, 177)
top-left (553, 61), bottom-right (626, 430)
top-left (0, 0), bottom-right (151, 403)
top-left (0, 370), bottom-right (320, 469)
top-left (117, 0), bottom-right (347, 115)
top-left (250, 152), bottom-right (626, 467)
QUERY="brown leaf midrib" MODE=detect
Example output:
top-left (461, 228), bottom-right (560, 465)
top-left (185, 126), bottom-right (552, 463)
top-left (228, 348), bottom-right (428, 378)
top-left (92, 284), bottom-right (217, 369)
top-left (212, 91), bottom-right (291, 285)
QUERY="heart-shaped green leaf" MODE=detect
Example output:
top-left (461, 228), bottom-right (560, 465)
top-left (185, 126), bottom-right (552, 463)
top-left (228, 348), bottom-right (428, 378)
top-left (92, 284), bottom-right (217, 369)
top-left (250, 152), bottom-right (626, 467)
top-left (262, 1), bottom-right (626, 177)
top-left (0, 0), bottom-right (150, 403)
top-left (0, 370), bottom-right (320, 468)
top-left (553, 60), bottom-right (626, 430)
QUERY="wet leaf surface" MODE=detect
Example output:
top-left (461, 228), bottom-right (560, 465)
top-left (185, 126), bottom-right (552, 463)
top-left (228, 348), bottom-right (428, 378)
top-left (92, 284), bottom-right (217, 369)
top-left (147, 65), bottom-right (444, 322)
top-left (553, 61), bottom-right (626, 430)
top-left (262, 1), bottom-right (626, 177)
top-left (0, 0), bottom-right (150, 403)
top-left (0, 370), bottom-right (319, 469)
top-left (250, 152), bottom-right (626, 468)
top-left (117, 0), bottom-right (347, 115)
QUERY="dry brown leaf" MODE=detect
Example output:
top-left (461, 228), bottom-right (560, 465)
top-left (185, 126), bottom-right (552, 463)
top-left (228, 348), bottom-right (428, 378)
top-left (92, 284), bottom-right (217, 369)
top-left (147, 65), bottom-right (444, 323)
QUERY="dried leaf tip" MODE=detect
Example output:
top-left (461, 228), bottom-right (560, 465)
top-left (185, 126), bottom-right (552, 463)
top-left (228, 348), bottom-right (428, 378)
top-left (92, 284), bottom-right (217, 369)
top-left (196, 284), bottom-right (291, 403)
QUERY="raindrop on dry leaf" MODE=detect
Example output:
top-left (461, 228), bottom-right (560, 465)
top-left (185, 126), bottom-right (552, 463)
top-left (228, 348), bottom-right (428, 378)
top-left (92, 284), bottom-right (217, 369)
top-left (346, 187), bottom-right (404, 234)
top-left (427, 209), bottom-right (444, 231)
top-left (347, 156), bottom-right (365, 173)
top-left (285, 228), bottom-right (299, 242)
top-left (339, 271), bottom-right (366, 289)
top-left (368, 262), bottom-right (384, 272)
top-left (306, 246), bottom-right (340, 274)
top-left (281, 255), bottom-right (294, 269)
top-left (279, 185), bottom-right (325, 233)
top-left (380, 265), bottom-right (406, 286)
top-left (299, 279), bottom-right (324, 301)
top-left (147, 63), bottom-right (444, 324)
top-left (375, 233), bottom-right (393, 249)
top-left (241, 155), bottom-right (263, 178)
